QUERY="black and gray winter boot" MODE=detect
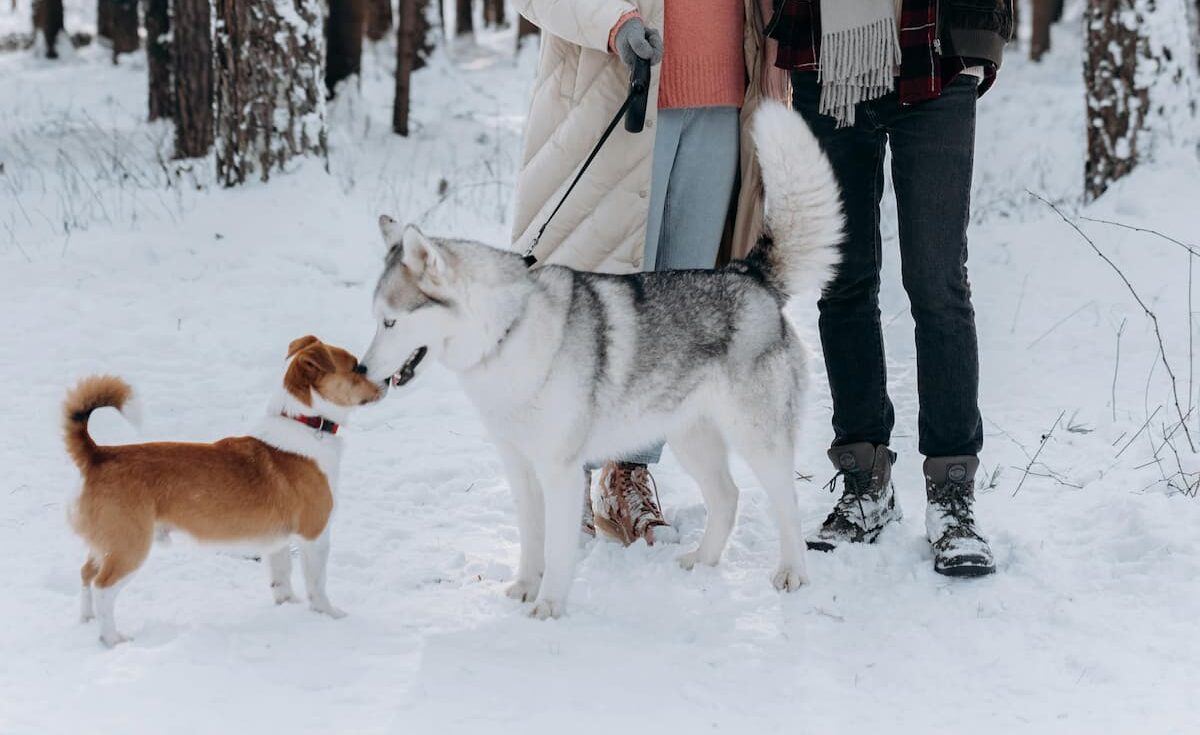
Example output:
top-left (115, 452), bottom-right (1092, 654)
top-left (807, 443), bottom-right (902, 551)
top-left (924, 456), bottom-right (995, 577)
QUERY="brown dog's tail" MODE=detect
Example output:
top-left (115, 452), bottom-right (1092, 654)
top-left (63, 375), bottom-right (138, 472)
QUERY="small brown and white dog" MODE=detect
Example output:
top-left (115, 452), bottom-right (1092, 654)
top-left (64, 335), bottom-right (382, 647)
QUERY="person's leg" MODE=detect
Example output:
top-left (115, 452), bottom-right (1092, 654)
top-left (888, 74), bottom-right (984, 459)
top-left (888, 74), bottom-right (993, 576)
top-left (596, 107), bottom-right (740, 546)
top-left (791, 73), bottom-right (894, 449)
top-left (792, 72), bottom-right (903, 550)
top-left (647, 106), bottom-right (740, 271)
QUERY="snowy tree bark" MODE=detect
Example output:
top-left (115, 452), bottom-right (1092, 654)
top-left (1084, 0), bottom-right (1198, 200)
top-left (215, 0), bottom-right (328, 186)
top-left (483, 0), bottom-right (503, 28)
top-left (172, 0), bottom-right (213, 158)
top-left (516, 14), bottom-right (536, 48)
top-left (326, 0), bottom-right (365, 97)
top-left (455, 0), bottom-right (472, 36)
top-left (397, 0), bottom-right (433, 71)
top-left (104, 0), bottom-right (139, 60)
top-left (144, 0), bottom-right (171, 120)
top-left (1030, 0), bottom-right (1054, 61)
top-left (365, 0), bottom-right (393, 41)
top-left (393, 0), bottom-right (417, 135)
top-left (32, 0), bottom-right (64, 58)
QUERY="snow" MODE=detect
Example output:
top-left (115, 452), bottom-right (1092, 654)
top-left (2, 8), bottom-right (1199, 735)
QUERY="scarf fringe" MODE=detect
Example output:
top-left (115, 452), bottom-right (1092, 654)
top-left (818, 17), bottom-right (902, 128)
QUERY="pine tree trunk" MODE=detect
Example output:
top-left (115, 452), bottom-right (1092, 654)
top-left (398, 0), bottom-right (433, 71)
top-left (482, 0), bottom-right (503, 28)
top-left (97, 0), bottom-right (111, 40)
top-left (107, 0), bottom-right (139, 59)
top-left (1085, 1), bottom-right (1143, 199)
top-left (393, 0), bottom-right (417, 135)
top-left (516, 14), bottom-right (536, 49)
top-left (172, 0), bottom-right (213, 159)
top-left (326, 0), bottom-right (365, 97)
top-left (455, 0), bottom-right (472, 36)
top-left (144, 0), bottom-right (171, 120)
top-left (365, 0), bottom-right (393, 41)
top-left (32, 0), bottom-right (64, 59)
top-left (215, 0), bottom-right (328, 186)
top-left (1030, 0), bottom-right (1053, 61)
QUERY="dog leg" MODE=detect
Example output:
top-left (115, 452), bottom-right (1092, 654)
top-left (733, 437), bottom-right (809, 592)
top-left (529, 462), bottom-right (584, 619)
top-left (80, 557), bottom-right (99, 623)
top-left (268, 547), bottom-right (298, 605)
top-left (670, 421), bottom-right (739, 570)
top-left (496, 443), bottom-right (545, 603)
top-left (300, 529), bottom-right (345, 619)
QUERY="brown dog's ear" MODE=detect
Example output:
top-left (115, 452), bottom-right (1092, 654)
top-left (284, 343), bottom-right (336, 406)
top-left (287, 335), bottom-right (321, 358)
top-left (297, 345), bottom-right (335, 375)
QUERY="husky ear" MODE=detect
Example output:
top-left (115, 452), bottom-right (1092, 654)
top-left (378, 214), bottom-right (405, 254)
top-left (401, 226), bottom-right (450, 284)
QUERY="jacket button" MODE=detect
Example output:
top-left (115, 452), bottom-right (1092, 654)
top-left (646, 119), bottom-right (655, 128)
top-left (632, 258), bottom-right (642, 268)
top-left (638, 189), bottom-right (648, 198)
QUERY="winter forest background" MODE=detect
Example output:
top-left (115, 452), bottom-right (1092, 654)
top-left (2, 1), bottom-right (1199, 733)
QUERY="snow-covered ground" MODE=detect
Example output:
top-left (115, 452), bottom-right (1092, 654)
top-left (2, 7), bottom-right (1199, 734)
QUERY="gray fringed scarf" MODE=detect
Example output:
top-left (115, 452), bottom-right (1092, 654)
top-left (819, 0), bottom-right (903, 127)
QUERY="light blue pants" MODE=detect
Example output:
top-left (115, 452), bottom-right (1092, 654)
top-left (620, 106), bottom-right (740, 466)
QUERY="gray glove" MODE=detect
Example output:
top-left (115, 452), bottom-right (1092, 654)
top-left (613, 18), bottom-right (663, 68)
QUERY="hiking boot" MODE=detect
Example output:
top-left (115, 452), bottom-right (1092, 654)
top-left (924, 456), bottom-right (995, 577)
top-left (581, 469), bottom-right (596, 537)
top-left (807, 443), bottom-right (902, 551)
top-left (594, 461), bottom-right (669, 546)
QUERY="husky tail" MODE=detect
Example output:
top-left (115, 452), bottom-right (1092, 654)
top-left (749, 100), bottom-right (844, 297)
top-left (63, 375), bottom-right (139, 472)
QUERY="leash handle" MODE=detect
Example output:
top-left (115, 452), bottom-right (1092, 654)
top-left (624, 57), bottom-right (651, 134)
top-left (523, 58), bottom-right (653, 268)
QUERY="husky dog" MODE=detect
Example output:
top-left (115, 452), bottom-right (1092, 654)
top-left (361, 102), bottom-right (843, 619)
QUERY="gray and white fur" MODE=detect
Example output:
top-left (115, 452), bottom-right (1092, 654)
top-left (361, 101), bottom-right (843, 618)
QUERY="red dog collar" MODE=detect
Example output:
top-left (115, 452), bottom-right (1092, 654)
top-left (284, 413), bottom-right (339, 435)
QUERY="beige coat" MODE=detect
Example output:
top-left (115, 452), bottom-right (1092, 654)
top-left (511, 0), bottom-right (787, 274)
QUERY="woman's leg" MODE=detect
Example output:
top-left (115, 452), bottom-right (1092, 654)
top-left (596, 106), bottom-right (741, 546)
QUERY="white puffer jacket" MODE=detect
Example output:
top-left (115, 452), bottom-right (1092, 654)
top-left (512, 0), bottom-right (782, 274)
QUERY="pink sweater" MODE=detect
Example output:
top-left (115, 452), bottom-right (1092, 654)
top-left (611, 2), bottom-right (746, 110)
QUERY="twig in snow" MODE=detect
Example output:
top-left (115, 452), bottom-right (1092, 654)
top-left (1027, 300), bottom-right (1095, 349)
top-left (1112, 318), bottom-right (1126, 422)
top-left (1012, 410), bottom-right (1065, 497)
top-left (1116, 405), bottom-right (1162, 459)
top-left (1078, 216), bottom-right (1199, 258)
top-left (1011, 272), bottom-right (1030, 335)
top-left (1030, 191), bottom-right (1196, 453)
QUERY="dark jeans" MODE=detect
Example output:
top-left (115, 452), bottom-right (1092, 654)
top-left (791, 72), bottom-right (984, 458)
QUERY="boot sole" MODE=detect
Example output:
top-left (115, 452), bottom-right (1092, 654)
top-left (935, 559), bottom-right (996, 577)
top-left (805, 523), bottom-right (891, 552)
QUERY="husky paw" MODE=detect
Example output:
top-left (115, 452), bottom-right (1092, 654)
top-left (80, 611), bottom-right (95, 624)
top-left (100, 632), bottom-right (131, 648)
top-left (677, 548), bottom-right (720, 571)
top-left (505, 578), bottom-right (540, 603)
top-left (310, 602), bottom-right (347, 619)
top-left (528, 599), bottom-right (564, 620)
top-left (772, 565), bottom-right (809, 592)
top-left (272, 589), bottom-right (299, 605)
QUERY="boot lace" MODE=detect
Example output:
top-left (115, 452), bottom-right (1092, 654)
top-left (602, 463), bottom-right (666, 538)
top-left (928, 478), bottom-right (981, 540)
top-left (823, 468), bottom-right (872, 526)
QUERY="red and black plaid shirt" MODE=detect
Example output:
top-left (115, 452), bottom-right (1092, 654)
top-left (767, 0), bottom-right (996, 105)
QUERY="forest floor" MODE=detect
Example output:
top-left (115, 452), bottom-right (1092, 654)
top-left (1, 6), bottom-right (1198, 734)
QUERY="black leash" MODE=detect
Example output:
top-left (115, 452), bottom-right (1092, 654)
top-left (522, 57), bottom-right (652, 268)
